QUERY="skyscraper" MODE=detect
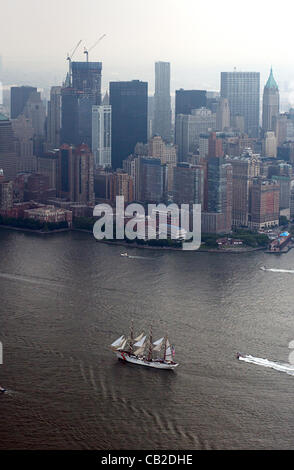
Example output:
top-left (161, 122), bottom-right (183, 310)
top-left (57, 143), bottom-right (94, 204)
top-left (262, 67), bottom-right (279, 133)
top-left (153, 62), bottom-right (172, 142)
top-left (71, 61), bottom-right (102, 105)
top-left (110, 80), bottom-right (148, 170)
top-left (175, 108), bottom-right (216, 161)
top-left (175, 89), bottom-right (207, 116)
top-left (216, 97), bottom-right (230, 131)
top-left (92, 105), bottom-right (111, 168)
top-left (10, 86), bottom-right (37, 119)
top-left (221, 71), bottom-right (260, 137)
top-left (61, 61), bottom-right (102, 149)
top-left (0, 113), bottom-right (18, 179)
top-left (47, 86), bottom-right (62, 149)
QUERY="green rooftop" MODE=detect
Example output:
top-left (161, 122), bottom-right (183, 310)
top-left (265, 67), bottom-right (279, 90)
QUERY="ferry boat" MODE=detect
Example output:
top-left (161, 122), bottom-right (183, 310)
top-left (111, 322), bottom-right (178, 370)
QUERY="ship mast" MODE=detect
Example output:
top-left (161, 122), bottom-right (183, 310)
top-left (147, 324), bottom-right (153, 361)
top-left (129, 319), bottom-right (134, 354)
top-left (163, 333), bottom-right (168, 362)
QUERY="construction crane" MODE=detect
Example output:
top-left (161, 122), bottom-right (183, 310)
top-left (84, 34), bottom-right (106, 62)
top-left (66, 39), bottom-right (82, 86)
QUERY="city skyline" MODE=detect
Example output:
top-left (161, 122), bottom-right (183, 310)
top-left (2, 0), bottom-right (294, 102)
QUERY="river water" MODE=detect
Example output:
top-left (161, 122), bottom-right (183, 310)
top-left (1, 229), bottom-right (294, 449)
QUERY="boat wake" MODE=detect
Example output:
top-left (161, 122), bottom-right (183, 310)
top-left (121, 253), bottom-right (154, 260)
top-left (239, 354), bottom-right (294, 376)
top-left (260, 267), bottom-right (294, 273)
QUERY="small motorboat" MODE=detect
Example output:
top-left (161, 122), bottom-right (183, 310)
top-left (236, 352), bottom-right (243, 359)
top-left (121, 253), bottom-right (128, 257)
top-left (0, 387), bottom-right (6, 394)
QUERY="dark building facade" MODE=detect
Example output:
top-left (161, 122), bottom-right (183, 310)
top-left (61, 89), bottom-right (93, 149)
top-left (10, 86), bottom-right (37, 119)
top-left (175, 89), bottom-right (207, 116)
top-left (71, 61), bottom-right (102, 105)
top-left (110, 80), bottom-right (148, 170)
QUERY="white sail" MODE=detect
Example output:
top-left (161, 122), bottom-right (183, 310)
top-left (134, 332), bottom-right (144, 342)
top-left (117, 339), bottom-right (127, 350)
top-left (153, 337), bottom-right (164, 346)
top-left (134, 346), bottom-right (145, 355)
top-left (133, 335), bottom-right (147, 347)
top-left (111, 335), bottom-right (125, 348)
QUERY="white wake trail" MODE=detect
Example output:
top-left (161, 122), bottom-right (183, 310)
top-left (261, 267), bottom-right (294, 273)
top-left (239, 355), bottom-right (294, 376)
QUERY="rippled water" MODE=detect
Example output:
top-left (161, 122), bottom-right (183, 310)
top-left (1, 229), bottom-right (294, 449)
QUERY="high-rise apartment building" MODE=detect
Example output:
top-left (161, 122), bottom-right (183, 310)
top-left (221, 71), bottom-right (260, 137)
top-left (110, 80), bottom-right (148, 170)
top-left (92, 105), bottom-right (111, 168)
top-left (262, 68), bottom-right (279, 134)
top-left (153, 62), bottom-right (172, 142)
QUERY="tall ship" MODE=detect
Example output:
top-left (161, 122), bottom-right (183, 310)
top-left (110, 322), bottom-right (178, 370)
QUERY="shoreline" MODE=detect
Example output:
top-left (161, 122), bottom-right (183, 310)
top-left (0, 224), bottom-right (268, 253)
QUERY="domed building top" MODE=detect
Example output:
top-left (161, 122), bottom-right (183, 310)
top-left (265, 67), bottom-right (279, 90)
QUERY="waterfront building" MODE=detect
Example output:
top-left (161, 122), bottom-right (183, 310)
top-left (227, 149), bottom-right (261, 227)
top-left (24, 205), bottom-right (72, 227)
top-left (0, 176), bottom-right (13, 211)
top-left (250, 178), bottom-right (280, 229)
top-left (202, 157), bottom-right (232, 234)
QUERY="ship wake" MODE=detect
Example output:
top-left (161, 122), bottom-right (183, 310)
top-left (239, 354), bottom-right (294, 376)
top-left (261, 267), bottom-right (294, 273)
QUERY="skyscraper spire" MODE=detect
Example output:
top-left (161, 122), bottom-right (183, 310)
top-left (265, 67), bottom-right (278, 90)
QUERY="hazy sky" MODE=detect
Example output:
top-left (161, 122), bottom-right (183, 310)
top-left (2, 0), bottom-right (294, 101)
